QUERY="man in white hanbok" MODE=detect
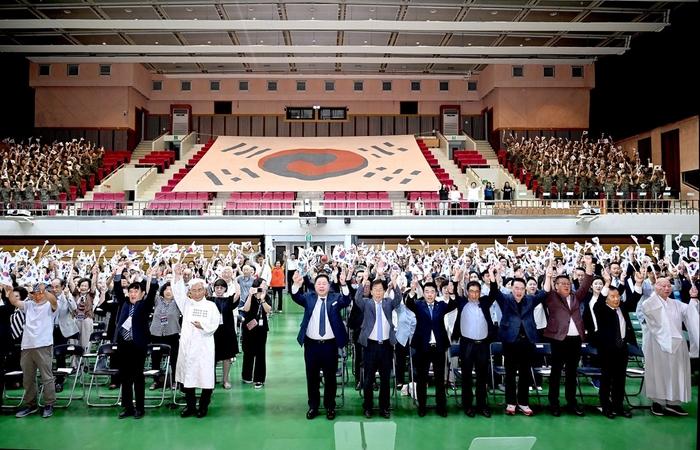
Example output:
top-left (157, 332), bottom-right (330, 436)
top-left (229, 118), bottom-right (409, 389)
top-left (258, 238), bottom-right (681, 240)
top-left (642, 277), bottom-right (699, 416)
top-left (173, 264), bottom-right (221, 418)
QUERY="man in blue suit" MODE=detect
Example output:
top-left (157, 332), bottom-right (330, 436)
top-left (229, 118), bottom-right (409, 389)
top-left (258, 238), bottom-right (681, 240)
top-left (291, 270), bottom-right (350, 421)
top-left (355, 270), bottom-right (402, 419)
top-left (492, 267), bottom-right (549, 416)
top-left (452, 279), bottom-right (497, 418)
top-left (406, 279), bottom-right (457, 417)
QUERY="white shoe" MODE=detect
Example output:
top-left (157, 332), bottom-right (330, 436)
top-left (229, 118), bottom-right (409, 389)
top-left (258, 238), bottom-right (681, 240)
top-left (518, 405), bottom-right (533, 416)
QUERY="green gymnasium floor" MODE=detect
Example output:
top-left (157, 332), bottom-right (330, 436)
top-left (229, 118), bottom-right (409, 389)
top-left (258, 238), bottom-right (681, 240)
top-left (1, 296), bottom-right (697, 450)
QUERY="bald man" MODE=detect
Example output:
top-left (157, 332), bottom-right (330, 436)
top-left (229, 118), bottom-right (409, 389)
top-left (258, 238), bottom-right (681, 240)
top-left (641, 277), bottom-right (699, 417)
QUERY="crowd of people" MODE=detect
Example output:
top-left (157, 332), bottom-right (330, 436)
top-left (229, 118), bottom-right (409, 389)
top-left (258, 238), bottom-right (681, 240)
top-left (0, 236), bottom-right (698, 421)
top-left (0, 137), bottom-right (105, 212)
top-left (503, 134), bottom-right (669, 201)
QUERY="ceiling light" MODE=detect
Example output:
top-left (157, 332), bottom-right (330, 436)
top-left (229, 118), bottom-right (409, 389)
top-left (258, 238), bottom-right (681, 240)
top-left (309, 7), bottom-right (314, 11)
top-left (63, 9), bottom-right (71, 14)
top-left (102, 42), bottom-right (106, 45)
top-left (491, 11), bottom-right (498, 15)
top-left (364, 40), bottom-right (367, 44)
top-left (249, 7), bottom-right (254, 11)
top-left (312, 39), bottom-right (316, 43)
top-left (524, 37), bottom-right (531, 41)
top-left (430, 9), bottom-right (437, 14)
top-left (155, 41), bottom-right (159, 45)
top-left (369, 8), bottom-right (375, 12)
top-left (550, 12), bottom-right (558, 17)
top-left (186, 7), bottom-right (193, 12)
top-left (416, 42), bottom-right (420, 45)
top-left (207, 41), bottom-right (211, 44)
top-left (124, 8), bottom-right (132, 13)
top-left (260, 40), bottom-right (264, 43)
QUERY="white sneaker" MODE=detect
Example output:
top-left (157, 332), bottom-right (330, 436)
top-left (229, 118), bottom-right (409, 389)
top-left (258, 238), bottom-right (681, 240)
top-left (518, 405), bottom-right (533, 416)
top-left (505, 404), bottom-right (516, 415)
top-left (254, 382), bottom-right (264, 389)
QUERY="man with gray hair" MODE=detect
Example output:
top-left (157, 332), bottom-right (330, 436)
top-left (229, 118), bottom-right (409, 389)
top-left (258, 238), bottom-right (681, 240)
top-left (642, 277), bottom-right (699, 417)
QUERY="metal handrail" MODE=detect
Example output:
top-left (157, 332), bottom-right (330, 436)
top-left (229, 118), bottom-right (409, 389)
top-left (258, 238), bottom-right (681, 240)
top-left (4, 198), bottom-right (697, 219)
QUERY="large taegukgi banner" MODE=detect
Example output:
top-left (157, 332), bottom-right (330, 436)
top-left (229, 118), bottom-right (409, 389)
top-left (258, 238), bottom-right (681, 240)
top-left (173, 135), bottom-right (441, 193)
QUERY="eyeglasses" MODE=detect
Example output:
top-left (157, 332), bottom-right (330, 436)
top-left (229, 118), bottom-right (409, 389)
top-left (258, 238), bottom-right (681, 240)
top-left (557, 282), bottom-right (571, 286)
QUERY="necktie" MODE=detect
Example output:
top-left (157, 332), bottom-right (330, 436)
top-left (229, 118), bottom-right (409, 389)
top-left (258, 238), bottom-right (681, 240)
top-left (376, 302), bottom-right (383, 342)
top-left (428, 303), bottom-right (434, 319)
top-left (124, 304), bottom-right (134, 340)
top-left (613, 308), bottom-right (623, 348)
top-left (319, 298), bottom-right (326, 337)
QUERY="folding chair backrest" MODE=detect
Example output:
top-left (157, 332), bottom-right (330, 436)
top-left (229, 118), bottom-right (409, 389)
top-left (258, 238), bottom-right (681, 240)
top-left (54, 344), bottom-right (85, 359)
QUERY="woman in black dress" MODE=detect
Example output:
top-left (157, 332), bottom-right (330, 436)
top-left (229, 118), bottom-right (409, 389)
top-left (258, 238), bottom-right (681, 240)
top-left (241, 278), bottom-right (272, 389)
top-left (208, 278), bottom-right (240, 389)
top-left (502, 181), bottom-right (513, 205)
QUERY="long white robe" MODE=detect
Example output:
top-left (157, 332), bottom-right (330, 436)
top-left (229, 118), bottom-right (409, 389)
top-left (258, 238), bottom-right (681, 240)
top-left (173, 280), bottom-right (220, 389)
top-left (642, 293), bottom-right (699, 403)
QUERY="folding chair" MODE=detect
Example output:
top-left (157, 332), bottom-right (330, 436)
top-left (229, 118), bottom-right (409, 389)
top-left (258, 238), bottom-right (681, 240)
top-left (143, 344), bottom-right (172, 408)
top-left (86, 343), bottom-right (121, 407)
top-left (1, 345), bottom-right (25, 409)
top-left (448, 343), bottom-right (463, 407)
top-left (624, 344), bottom-right (647, 409)
top-left (576, 343), bottom-right (602, 405)
top-left (530, 342), bottom-right (552, 405)
top-left (320, 347), bottom-right (348, 408)
top-left (489, 342), bottom-right (506, 406)
top-left (40, 344), bottom-right (85, 408)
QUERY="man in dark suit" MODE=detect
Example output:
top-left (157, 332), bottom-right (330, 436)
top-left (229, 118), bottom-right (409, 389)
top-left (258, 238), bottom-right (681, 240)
top-left (113, 263), bottom-right (158, 420)
top-left (355, 271), bottom-right (402, 419)
top-left (452, 279), bottom-right (497, 418)
top-left (492, 268), bottom-right (549, 416)
top-left (543, 254), bottom-right (594, 417)
top-left (291, 270), bottom-right (350, 421)
top-left (406, 279), bottom-right (457, 417)
top-left (594, 278), bottom-right (642, 419)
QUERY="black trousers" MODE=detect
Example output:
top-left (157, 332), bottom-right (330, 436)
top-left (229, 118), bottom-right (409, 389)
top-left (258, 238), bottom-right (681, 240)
top-left (459, 337), bottom-right (489, 409)
top-left (303, 338), bottom-right (339, 410)
top-left (117, 340), bottom-right (147, 411)
top-left (548, 336), bottom-right (582, 407)
top-left (414, 344), bottom-right (447, 412)
top-left (241, 327), bottom-right (268, 383)
top-left (362, 340), bottom-right (393, 411)
top-left (598, 345), bottom-right (628, 411)
top-left (503, 337), bottom-right (534, 406)
top-left (183, 387), bottom-right (212, 410)
top-left (270, 287), bottom-right (284, 311)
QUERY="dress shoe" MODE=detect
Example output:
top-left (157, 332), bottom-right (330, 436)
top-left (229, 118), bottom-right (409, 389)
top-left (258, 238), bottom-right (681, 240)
top-left (55, 383), bottom-right (63, 393)
top-left (480, 408), bottom-right (491, 418)
top-left (602, 408), bottom-right (615, 419)
top-left (364, 410), bottom-right (373, 419)
top-left (119, 409), bottom-right (135, 419)
top-left (651, 402), bottom-right (664, 416)
top-left (437, 410), bottom-right (448, 418)
top-left (180, 406), bottom-right (196, 418)
top-left (464, 407), bottom-right (475, 418)
top-left (134, 410), bottom-right (145, 420)
top-left (665, 404), bottom-right (688, 416)
top-left (615, 409), bottom-right (633, 419)
top-left (417, 407), bottom-right (427, 417)
top-left (567, 405), bottom-right (585, 417)
top-left (355, 382), bottom-right (362, 391)
top-left (550, 406), bottom-right (561, 417)
top-left (379, 409), bottom-right (391, 419)
top-left (326, 409), bottom-right (336, 420)
top-left (196, 407), bottom-right (208, 418)
top-left (306, 409), bottom-right (319, 420)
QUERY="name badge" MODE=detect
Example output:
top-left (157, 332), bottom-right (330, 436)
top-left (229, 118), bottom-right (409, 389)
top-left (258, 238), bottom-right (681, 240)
top-left (160, 315), bottom-right (168, 325)
top-left (121, 316), bottom-right (133, 331)
top-left (332, 301), bottom-right (337, 306)
top-left (219, 314), bottom-right (224, 325)
top-left (259, 318), bottom-right (264, 327)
